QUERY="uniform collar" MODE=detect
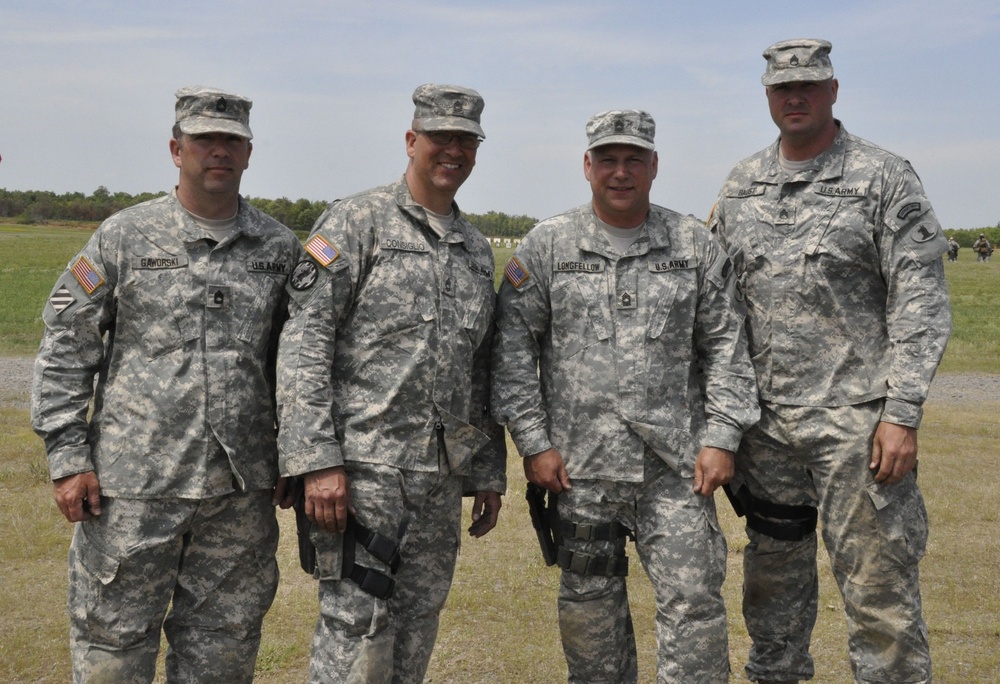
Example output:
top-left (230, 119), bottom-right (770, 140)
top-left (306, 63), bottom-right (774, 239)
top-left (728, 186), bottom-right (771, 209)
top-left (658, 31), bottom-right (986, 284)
top-left (761, 121), bottom-right (849, 184)
top-left (394, 175), bottom-right (470, 245)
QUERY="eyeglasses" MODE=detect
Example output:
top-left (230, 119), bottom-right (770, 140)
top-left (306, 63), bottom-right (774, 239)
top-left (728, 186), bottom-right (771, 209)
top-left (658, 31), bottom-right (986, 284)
top-left (415, 129), bottom-right (483, 150)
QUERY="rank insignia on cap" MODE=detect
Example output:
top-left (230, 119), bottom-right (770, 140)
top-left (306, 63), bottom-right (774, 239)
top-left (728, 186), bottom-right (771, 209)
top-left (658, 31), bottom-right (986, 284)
top-left (304, 235), bottom-right (340, 267)
top-left (71, 256), bottom-right (104, 294)
top-left (49, 285), bottom-right (76, 314)
top-left (504, 257), bottom-right (529, 287)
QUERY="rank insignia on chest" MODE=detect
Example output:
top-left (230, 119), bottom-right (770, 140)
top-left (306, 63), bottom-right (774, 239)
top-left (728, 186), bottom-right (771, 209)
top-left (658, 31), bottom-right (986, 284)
top-left (504, 257), bottom-right (530, 287)
top-left (774, 207), bottom-right (796, 225)
top-left (71, 256), bottom-right (104, 294)
top-left (617, 288), bottom-right (637, 310)
top-left (304, 235), bottom-right (340, 267)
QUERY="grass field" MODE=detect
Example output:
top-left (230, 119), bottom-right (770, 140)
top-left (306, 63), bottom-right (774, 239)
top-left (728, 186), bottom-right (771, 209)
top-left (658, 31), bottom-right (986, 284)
top-left (1, 224), bottom-right (998, 682)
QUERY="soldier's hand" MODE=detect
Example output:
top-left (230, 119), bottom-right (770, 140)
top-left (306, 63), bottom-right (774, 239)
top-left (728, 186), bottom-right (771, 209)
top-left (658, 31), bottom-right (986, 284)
top-left (870, 422), bottom-right (918, 485)
top-left (272, 476), bottom-right (295, 509)
top-left (524, 448), bottom-right (572, 494)
top-left (53, 471), bottom-right (102, 522)
top-left (693, 447), bottom-right (735, 497)
top-left (305, 467), bottom-right (352, 534)
top-left (468, 490), bottom-right (502, 538)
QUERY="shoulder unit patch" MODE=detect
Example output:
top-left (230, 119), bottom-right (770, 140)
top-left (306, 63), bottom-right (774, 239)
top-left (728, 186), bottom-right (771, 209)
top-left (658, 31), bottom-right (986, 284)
top-left (49, 285), bottom-right (76, 314)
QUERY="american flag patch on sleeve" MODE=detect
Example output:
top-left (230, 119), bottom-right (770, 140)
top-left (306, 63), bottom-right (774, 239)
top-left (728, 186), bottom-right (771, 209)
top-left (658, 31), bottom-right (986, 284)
top-left (71, 256), bottom-right (104, 294)
top-left (304, 235), bottom-right (340, 267)
top-left (504, 257), bottom-right (529, 287)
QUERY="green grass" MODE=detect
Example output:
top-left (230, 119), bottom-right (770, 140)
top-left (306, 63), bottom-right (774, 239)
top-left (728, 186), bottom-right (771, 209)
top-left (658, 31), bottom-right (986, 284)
top-left (0, 224), bottom-right (96, 356)
top-left (939, 257), bottom-right (1000, 373)
top-left (3, 224), bottom-right (999, 682)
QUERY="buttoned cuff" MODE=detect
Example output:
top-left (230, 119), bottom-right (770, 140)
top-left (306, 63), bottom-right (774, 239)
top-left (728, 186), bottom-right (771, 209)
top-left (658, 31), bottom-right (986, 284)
top-left (279, 443), bottom-right (344, 478)
top-left (704, 422), bottom-right (745, 454)
top-left (510, 425), bottom-right (552, 460)
top-left (880, 398), bottom-right (923, 429)
top-left (47, 445), bottom-right (94, 481)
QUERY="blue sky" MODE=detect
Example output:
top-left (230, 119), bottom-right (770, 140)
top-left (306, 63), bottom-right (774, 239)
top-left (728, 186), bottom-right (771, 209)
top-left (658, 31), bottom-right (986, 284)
top-left (3, 0), bottom-right (999, 229)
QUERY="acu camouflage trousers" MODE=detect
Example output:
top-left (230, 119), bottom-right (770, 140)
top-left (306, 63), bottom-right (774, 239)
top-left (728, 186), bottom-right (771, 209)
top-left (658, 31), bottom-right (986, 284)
top-left (67, 490), bottom-right (279, 683)
top-left (735, 400), bottom-right (931, 684)
top-left (557, 450), bottom-right (729, 684)
top-left (307, 462), bottom-right (463, 684)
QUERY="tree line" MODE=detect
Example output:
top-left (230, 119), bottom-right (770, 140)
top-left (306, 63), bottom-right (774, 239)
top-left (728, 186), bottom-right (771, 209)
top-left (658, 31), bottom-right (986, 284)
top-left (946, 227), bottom-right (1000, 249)
top-left (0, 187), bottom-right (538, 236)
top-left (5, 187), bottom-right (996, 243)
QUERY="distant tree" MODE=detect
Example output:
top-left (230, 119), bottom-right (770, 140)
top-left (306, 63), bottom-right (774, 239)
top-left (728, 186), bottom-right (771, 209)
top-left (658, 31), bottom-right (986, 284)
top-left (464, 210), bottom-right (538, 237)
top-left (1, 188), bottom-right (537, 236)
top-left (946, 227), bottom-right (1000, 249)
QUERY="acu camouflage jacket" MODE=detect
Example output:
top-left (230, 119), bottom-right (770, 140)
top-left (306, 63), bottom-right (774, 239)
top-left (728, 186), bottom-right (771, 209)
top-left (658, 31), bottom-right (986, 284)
top-left (31, 192), bottom-right (303, 497)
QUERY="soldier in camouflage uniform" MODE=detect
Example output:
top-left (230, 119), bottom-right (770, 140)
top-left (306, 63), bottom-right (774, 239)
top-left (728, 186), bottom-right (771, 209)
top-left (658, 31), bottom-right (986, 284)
top-left (708, 40), bottom-right (952, 684)
top-left (493, 110), bottom-right (759, 683)
top-left (30, 87), bottom-right (304, 682)
top-left (972, 233), bottom-right (992, 262)
top-left (276, 84), bottom-right (506, 683)
top-left (946, 237), bottom-right (959, 261)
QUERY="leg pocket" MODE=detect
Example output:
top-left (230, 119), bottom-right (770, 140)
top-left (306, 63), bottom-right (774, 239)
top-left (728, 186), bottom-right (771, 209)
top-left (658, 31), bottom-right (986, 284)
top-left (71, 521), bottom-right (177, 651)
top-left (867, 472), bottom-right (928, 571)
top-left (69, 525), bottom-right (123, 647)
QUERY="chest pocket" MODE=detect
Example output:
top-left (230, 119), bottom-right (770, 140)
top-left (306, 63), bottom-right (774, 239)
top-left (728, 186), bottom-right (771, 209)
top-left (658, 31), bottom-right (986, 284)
top-left (549, 271), bottom-right (612, 359)
top-left (645, 272), bottom-right (684, 340)
top-left (450, 262), bottom-right (494, 349)
top-left (235, 270), bottom-right (286, 346)
top-left (727, 218), bottom-right (770, 306)
top-left (364, 247), bottom-right (436, 352)
top-left (808, 197), bottom-right (877, 279)
top-left (118, 261), bottom-right (200, 359)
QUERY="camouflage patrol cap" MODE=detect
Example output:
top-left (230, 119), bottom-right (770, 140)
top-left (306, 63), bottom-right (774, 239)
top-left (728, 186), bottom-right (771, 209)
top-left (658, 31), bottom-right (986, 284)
top-left (586, 110), bottom-right (655, 151)
top-left (175, 86), bottom-right (253, 140)
top-left (761, 39), bottom-right (834, 86)
top-left (412, 84), bottom-right (485, 138)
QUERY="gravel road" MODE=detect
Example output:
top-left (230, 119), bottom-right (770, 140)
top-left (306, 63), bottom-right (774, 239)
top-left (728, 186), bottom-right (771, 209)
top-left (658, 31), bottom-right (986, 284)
top-left (3, 355), bottom-right (997, 410)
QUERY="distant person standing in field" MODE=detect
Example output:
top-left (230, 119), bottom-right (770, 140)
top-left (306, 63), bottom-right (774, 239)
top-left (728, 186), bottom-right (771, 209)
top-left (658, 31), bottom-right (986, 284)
top-left (31, 87), bottom-right (303, 682)
top-left (973, 233), bottom-right (992, 262)
top-left (493, 110), bottom-right (759, 683)
top-left (709, 39), bottom-right (951, 684)
top-left (275, 83), bottom-right (506, 683)
top-left (947, 236), bottom-right (959, 261)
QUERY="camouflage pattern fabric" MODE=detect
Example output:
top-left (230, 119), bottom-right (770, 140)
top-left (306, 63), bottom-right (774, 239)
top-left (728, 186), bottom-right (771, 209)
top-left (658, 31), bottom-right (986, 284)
top-left (558, 452), bottom-right (729, 684)
top-left (492, 203), bottom-right (757, 682)
top-left (276, 177), bottom-right (506, 681)
top-left (32, 191), bottom-right (304, 496)
top-left (276, 177), bottom-right (505, 488)
top-left (493, 203), bottom-right (759, 480)
top-left (972, 237), bottom-right (992, 261)
top-left (307, 463), bottom-right (462, 683)
top-left (709, 125), bottom-right (948, 683)
top-left (67, 492), bottom-right (279, 683)
top-left (30, 190), bottom-right (301, 681)
top-left (708, 125), bottom-right (951, 427)
top-left (736, 402), bottom-right (930, 683)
